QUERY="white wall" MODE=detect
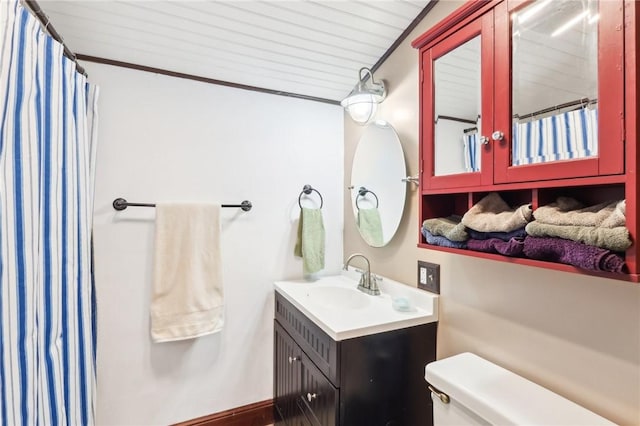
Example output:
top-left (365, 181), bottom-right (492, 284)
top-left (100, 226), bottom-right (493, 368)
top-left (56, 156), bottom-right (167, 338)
top-left (89, 63), bottom-right (344, 425)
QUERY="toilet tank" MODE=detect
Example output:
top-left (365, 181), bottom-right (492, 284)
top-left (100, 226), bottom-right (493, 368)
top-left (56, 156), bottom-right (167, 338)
top-left (425, 352), bottom-right (616, 426)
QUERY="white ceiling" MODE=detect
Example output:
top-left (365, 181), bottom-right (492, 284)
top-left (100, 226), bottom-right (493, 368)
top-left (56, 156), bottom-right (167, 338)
top-left (37, 0), bottom-right (432, 103)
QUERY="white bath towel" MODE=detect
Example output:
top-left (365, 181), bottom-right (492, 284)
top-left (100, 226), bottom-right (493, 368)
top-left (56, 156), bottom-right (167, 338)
top-left (151, 203), bottom-right (224, 342)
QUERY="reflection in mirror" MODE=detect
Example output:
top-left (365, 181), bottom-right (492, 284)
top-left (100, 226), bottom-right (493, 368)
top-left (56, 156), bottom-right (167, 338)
top-left (434, 36), bottom-right (481, 176)
top-left (351, 122), bottom-right (406, 247)
top-left (511, 0), bottom-right (598, 166)
top-left (355, 187), bottom-right (382, 246)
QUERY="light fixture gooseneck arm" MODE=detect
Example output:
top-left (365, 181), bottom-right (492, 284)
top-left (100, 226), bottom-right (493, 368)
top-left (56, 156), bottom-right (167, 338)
top-left (341, 67), bottom-right (387, 125)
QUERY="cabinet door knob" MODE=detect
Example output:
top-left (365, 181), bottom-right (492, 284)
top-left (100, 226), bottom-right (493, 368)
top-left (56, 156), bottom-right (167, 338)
top-left (306, 392), bottom-right (317, 402)
top-left (480, 135), bottom-right (490, 145)
top-left (491, 131), bottom-right (504, 141)
top-left (288, 356), bottom-right (299, 364)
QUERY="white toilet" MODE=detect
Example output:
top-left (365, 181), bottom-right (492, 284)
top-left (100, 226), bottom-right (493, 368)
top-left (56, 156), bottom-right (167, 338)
top-left (425, 352), bottom-right (616, 425)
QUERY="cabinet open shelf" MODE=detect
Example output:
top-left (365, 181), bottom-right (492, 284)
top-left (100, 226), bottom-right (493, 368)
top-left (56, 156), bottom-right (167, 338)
top-left (420, 184), bottom-right (634, 282)
top-left (417, 243), bottom-right (639, 283)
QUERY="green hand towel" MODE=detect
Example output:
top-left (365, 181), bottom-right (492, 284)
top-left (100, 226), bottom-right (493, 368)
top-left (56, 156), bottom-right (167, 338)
top-left (357, 208), bottom-right (384, 247)
top-left (294, 208), bottom-right (325, 274)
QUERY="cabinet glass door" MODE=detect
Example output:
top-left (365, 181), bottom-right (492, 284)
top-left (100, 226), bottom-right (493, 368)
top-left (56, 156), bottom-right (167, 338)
top-left (493, 0), bottom-right (624, 183)
top-left (512, 0), bottom-right (598, 166)
top-left (434, 36), bottom-right (481, 177)
top-left (422, 13), bottom-right (494, 190)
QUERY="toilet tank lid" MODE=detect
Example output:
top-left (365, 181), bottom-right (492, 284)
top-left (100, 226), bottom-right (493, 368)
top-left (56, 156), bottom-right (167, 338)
top-left (425, 352), bottom-right (615, 426)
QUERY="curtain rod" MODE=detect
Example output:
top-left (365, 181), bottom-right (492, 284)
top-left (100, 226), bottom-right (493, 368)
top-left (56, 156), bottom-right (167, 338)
top-left (21, 0), bottom-right (87, 77)
top-left (435, 115), bottom-right (477, 125)
top-left (514, 97), bottom-right (597, 121)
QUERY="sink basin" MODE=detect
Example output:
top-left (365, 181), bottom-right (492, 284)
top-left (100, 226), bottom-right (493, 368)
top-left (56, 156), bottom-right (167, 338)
top-left (274, 271), bottom-right (439, 340)
top-left (307, 286), bottom-right (371, 310)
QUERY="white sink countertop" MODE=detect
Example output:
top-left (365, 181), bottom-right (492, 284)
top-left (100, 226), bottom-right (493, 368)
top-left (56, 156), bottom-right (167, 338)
top-left (274, 269), bottom-right (439, 341)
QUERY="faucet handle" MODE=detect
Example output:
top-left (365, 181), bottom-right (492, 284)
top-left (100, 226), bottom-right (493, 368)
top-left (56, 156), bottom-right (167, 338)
top-left (358, 273), bottom-right (367, 288)
top-left (370, 274), bottom-right (381, 291)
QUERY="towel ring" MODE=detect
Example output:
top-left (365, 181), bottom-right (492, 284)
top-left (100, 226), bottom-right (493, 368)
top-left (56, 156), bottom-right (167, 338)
top-left (355, 187), bottom-right (379, 210)
top-left (298, 184), bottom-right (323, 209)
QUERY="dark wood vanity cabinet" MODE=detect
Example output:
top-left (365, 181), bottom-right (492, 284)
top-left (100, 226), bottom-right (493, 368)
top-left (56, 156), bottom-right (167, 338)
top-left (274, 293), bottom-right (437, 426)
top-left (275, 322), bottom-right (337, 426)
top-left (412, 0), bottom-right (640, 282)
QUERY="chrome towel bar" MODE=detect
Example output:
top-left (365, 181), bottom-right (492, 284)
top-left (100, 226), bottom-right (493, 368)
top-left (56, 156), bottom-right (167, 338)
top-left (112, 198), bottom-right (252, 212)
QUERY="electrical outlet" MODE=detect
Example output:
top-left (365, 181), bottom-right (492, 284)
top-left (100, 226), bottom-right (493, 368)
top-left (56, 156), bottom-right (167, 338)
top-left (417, 261), bottom-right (440, 294)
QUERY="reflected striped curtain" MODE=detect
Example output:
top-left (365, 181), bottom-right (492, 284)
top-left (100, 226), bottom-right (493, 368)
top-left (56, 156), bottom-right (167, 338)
top-left (0, 1), bottom-right (99, 424)
top-left (463, 130), bottom-right (480, 172)
top-left (512, 107), bottom-right (598, 166)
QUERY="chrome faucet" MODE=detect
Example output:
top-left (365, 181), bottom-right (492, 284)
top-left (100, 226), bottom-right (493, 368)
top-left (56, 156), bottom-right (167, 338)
top-left (343, 253), bottom-right (380, 295)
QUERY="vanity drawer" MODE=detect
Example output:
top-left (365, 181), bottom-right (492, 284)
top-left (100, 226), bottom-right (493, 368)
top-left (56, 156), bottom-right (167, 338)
top-left (275, 292), bottom-right (340, 386)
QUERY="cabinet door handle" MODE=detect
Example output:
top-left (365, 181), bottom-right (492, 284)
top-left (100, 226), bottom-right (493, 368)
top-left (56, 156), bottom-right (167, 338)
top-left (480, 135), bottom-right (490, 145)
top-left (306, 392), bottom-right (317, 402)
top-left (491, 130), bottom-right (504, 141)
top-left (288, 356), bottom-right (300, 364)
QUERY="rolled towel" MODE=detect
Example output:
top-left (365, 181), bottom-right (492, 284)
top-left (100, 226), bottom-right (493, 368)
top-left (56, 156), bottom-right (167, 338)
top-left (422, 215), bottom-right (468, 242)
top-left (467, 237), bottom-right (525, 257)
top-left (421, 228), bottom-right (467, 249)
top-left (461, 192), bottom-right (533, 232)
top-left (466, 227), bottom-right (527, 242)
top-left (534, 197), bottom-right (626, 228)
top-left (525, 221), bottom-right (632, 252)
top-left (601, 200), bottom-right (626, 228)
top-left (523, 236), bottom-right (626, 273)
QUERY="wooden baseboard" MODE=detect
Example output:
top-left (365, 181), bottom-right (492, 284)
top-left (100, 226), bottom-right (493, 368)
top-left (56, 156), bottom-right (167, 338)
top-left (173, 399), bottom-right (274, 426)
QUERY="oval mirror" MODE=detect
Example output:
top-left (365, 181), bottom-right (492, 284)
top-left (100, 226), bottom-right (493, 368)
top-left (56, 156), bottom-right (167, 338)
top-left (350, 122), bottom-right (407, 247)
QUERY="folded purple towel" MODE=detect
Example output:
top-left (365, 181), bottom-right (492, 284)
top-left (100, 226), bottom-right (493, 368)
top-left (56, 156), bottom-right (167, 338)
top-left (522, 236), bottom-right (626, 273)
top-left (467, 238), bottom-right (525, 256)
top-left (466, 227), bottom-right (527, 241)
top-left (422, 228), bottom-right (467, 249)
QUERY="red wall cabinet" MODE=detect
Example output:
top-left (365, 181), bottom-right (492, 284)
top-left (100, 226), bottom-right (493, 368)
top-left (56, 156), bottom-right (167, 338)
top-left (412, 0), bottom-right (640, 282)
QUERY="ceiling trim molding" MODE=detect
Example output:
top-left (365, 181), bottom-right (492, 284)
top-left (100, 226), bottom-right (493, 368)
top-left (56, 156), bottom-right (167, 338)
top-left (372, 0), bottom-right (439, 73)
top-left (76, 54), bottom-right (341, 106)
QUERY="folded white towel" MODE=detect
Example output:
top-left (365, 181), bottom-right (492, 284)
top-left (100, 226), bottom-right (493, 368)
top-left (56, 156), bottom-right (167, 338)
top-left (151, 203), bottom-right (223, 342)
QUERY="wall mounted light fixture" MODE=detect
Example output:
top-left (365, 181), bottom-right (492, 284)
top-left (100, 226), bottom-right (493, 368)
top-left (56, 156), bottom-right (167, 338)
top-left (341, 67), bottom-right (386, 125)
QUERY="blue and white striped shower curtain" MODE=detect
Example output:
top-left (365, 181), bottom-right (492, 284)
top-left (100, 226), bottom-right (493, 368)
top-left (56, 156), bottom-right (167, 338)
top-left (0, 0), bottom-right (99, 424)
